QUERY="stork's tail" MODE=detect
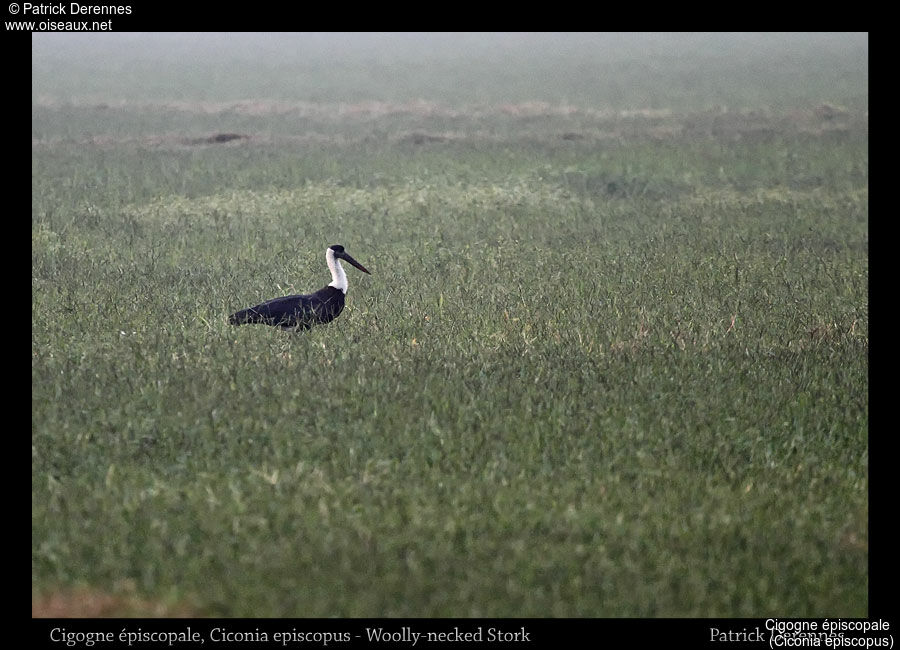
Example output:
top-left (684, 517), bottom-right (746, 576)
top-left (228, 309), bottom-right (251, 325)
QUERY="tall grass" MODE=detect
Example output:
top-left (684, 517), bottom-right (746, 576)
top-left (32, 34), bottom-right (867, 617)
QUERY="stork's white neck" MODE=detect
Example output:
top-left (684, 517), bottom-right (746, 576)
top-left (326, 248), bottom-right (348, 294)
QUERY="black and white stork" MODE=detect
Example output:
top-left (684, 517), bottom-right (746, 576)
top-left (228, 245), bottom-right (371, 330)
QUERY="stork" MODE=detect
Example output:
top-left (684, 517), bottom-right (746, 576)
top-left (228, 245), bottom-right (371, 330)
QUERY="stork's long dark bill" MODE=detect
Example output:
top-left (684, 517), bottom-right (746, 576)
top-left (337, 251), bottom-right (371, 274)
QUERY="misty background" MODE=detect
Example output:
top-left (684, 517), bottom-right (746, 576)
top-left (32, 32), bottom-right (868, 110)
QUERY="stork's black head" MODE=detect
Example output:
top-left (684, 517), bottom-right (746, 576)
top-left (328, 244), bottom-right (370, 274)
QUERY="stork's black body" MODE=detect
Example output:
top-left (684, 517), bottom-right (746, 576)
top-left (228, 286), bottom-right (346, 329)
top-left (229, 245), bottom-right (370, 330)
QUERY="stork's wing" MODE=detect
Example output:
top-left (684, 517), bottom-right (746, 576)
top-left (229, 294), bottom-right (314, 326)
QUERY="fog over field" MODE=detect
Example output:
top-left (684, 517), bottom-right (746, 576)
top-left (32, 32), bottom-right (867, 109)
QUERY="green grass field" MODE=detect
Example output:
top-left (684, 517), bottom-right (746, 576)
top-left (32, 33), bottom-right (868, 617)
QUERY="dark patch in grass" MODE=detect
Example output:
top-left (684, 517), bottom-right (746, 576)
top-left (401, 132), bottom-right (447, 145)
top-left (184, 133), bottom-right (250, 146)
top-left (556, 170), bottom-right (693, 201)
